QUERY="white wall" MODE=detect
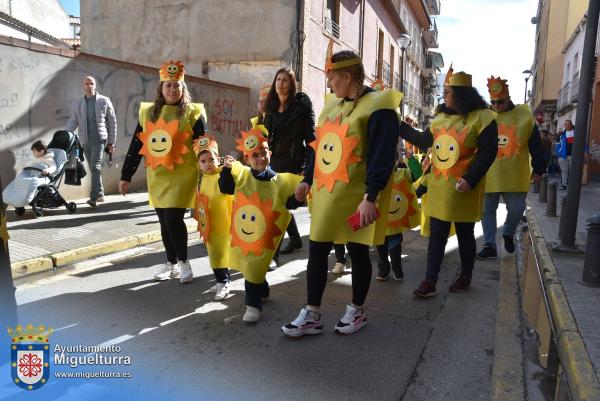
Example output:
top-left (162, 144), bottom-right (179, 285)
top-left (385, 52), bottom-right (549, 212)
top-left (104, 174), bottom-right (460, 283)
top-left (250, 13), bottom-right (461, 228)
top-left (0, 0), bottom-right (71, 43)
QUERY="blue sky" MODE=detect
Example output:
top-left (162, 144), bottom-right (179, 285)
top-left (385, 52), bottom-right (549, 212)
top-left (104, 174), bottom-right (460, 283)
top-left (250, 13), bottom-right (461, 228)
top-left (436, 0), bottom-right (538, 103)
top-left (59, 0), bottom-right (79, 16)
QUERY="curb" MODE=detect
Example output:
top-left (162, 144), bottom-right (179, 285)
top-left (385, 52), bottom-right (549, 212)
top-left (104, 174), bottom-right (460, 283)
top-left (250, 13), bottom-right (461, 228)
top-left (11, 221), bottom-right (198, 278)
top-left (526, 208), bottom-right (600, 400)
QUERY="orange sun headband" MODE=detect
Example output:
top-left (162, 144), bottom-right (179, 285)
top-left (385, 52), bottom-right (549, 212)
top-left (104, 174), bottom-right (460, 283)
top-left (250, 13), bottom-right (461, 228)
top-left (259, 84), bottom-right (271, 100)
top-left (159, 60), bottom-right (185, 82)
top-left (193, 134), bottom-right (219, 156)
top-left (487, 76), bottom-right (510, 100)
top-left (236, 125), bottom-right (269, 157)
top-left (371, 79), bottom-right (385, 91)
top-left (444, 64), bottom-right (472, 87)
top-left (324, 39), bottom-right (362, 74)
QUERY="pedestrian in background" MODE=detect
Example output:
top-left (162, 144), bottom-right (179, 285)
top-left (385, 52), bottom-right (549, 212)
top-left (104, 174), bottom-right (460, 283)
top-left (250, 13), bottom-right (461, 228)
top-left (556, 119), bottom-right (574, 189)
top-left (476, 76), bottom-right (546, 259)
top-left (119, 60), bottom-right (207, 284)
top-left (250, 84), bottom-right (270, 128)
top-left (66, 75), bottom-right (117, 207)
top-left (263, 67), bottom-right (315, 256)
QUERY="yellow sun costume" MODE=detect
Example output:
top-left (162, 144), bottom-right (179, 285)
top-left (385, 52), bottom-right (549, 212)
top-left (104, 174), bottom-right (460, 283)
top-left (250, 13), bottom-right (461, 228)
top-left (309, 89), bottom-right (401, 245)
top-left (485, 76), bottom-right (536, 193)
top-left (385, 168), bottom-right (419, 236)
top-left (193, 135), bottom-right (243, 269)
top-left (228, 128), bottom-right (302, 284)
top-left (137, 60), bottom-right (205, 209)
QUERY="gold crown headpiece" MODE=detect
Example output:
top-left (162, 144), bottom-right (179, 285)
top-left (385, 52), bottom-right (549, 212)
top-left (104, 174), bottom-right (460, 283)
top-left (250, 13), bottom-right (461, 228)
top-left (487, 75), bottom-right (510, 100)
top-left (259, 84), bottom-right (271, 100)
top-left (7, 324), bottom-right (53, 343)
top-left (193, 134), bottom-right (219, 156)
top-left (444, 64), bottom-right (472, 87)
top-left (236, 125), bottom-right (269, 157)
top-left (370, 79), bottom-right (385, 91)
top-left (324, 39), bottom-right (362, 74)
top-left (159, 60), bottom-right (185, 82)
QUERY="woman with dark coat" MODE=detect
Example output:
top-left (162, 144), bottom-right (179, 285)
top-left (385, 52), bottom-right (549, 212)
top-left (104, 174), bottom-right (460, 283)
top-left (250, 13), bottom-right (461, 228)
top-left (263, 67), bottom-right (316, 255)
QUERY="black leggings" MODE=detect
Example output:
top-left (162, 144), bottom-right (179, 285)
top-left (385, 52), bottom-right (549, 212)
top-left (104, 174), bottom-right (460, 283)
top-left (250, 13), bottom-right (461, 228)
top-left (426, 217), bottom-right (475, 283)
top-left (286, 215), bottom-right (301, 240)
top-left (307, 241), bottom-right (372, 307)
top-left (155, 208), bottom-right (188, 264)
top-left (375, 233), bottom-right (403, 274)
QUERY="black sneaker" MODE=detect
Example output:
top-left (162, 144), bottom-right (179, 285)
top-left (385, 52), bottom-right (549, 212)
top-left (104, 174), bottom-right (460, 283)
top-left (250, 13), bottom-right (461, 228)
top-left (392, 266), bottom-right (404, 281)
top-left (280, 238), bottom-right (302, 254)
top-left (503, 235), bottom-right (515, 254)
top-left (476, 246), bottom-right (497, 260)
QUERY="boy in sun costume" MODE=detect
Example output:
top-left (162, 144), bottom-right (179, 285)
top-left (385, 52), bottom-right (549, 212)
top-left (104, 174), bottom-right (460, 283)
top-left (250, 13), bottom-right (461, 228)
top-left (218, 125), bottom-right (302, 323)
top-left (476, 76), bottom-right (546, 259)
top-left (120, 60), bottom-right (207, 283)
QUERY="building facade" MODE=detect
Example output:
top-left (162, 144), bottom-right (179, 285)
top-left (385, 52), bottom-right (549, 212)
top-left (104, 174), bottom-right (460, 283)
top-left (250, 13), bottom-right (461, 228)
top-left (80, 0), bottom-right (442, 124)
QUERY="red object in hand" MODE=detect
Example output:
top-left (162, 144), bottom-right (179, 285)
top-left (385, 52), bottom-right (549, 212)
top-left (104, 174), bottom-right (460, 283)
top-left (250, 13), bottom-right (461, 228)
top-left (346, 208), bottom-right (381, 232)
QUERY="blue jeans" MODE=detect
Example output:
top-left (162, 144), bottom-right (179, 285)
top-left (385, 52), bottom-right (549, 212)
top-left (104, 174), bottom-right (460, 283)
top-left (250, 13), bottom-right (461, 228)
top-left (481, 192), bottom-right (527, 249)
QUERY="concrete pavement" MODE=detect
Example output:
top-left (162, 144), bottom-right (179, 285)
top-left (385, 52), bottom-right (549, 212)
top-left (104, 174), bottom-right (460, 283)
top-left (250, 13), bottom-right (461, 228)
top-left (3, 199), bottom-right (525, 400)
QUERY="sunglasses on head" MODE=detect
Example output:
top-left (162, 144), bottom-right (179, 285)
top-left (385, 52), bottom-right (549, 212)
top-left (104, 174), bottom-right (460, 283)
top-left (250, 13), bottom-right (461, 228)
top-left (490, 99), bottom-right (506, 105)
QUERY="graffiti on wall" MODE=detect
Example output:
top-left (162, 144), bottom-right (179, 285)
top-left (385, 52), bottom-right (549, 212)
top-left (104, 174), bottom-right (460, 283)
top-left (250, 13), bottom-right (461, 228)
top-left (210, 98), bottom-right (244, 137)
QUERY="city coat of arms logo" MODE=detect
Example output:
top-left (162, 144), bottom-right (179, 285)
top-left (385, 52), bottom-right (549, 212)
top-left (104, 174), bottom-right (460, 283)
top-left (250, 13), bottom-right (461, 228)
top-left (8, 324), bottom-right (53, 390)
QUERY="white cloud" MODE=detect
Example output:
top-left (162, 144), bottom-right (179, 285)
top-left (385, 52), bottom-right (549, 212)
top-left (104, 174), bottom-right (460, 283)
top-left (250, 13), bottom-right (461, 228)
top-left (436, 0), bottom-right (538, 103)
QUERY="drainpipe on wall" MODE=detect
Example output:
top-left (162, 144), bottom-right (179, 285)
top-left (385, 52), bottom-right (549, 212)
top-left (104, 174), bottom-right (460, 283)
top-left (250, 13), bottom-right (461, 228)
top-left (359, 0), bottom-right (365, 57)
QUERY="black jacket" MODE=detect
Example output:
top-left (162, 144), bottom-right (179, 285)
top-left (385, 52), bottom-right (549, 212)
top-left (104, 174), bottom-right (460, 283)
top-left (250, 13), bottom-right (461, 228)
top-left (263, 92), bottom-right (315, 174)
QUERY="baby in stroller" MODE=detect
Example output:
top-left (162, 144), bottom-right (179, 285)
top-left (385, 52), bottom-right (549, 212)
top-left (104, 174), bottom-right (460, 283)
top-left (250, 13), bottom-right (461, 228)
top-left (2, 132), bottom-right (79, 217)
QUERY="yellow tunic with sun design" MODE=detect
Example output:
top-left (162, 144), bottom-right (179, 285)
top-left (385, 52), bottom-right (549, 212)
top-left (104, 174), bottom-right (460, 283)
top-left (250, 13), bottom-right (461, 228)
top-left (138, 102), bottom-right (205, 208)
top-left (309, 90), bottom-right (400, 245)
top-left (385, 168), bottom-right (419, 236)
top-left (427, 109), bottom-right (495, 222)
top-left (196, 163), bottom-right (243, 269)
top-left (228, 168), bottom-right (302, 284)
top-left (485, 104), bottom-right (535, 193)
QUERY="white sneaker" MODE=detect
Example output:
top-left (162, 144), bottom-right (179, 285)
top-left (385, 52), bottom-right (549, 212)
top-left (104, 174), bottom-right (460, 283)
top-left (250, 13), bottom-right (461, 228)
top-left (334, 304), bottom-right (367, 334)
top-left (281, 308), bottom-right (323, 337)
top-left (178, 260), bottom-right (193, 284)
top-left (214, 282), bottom-right (230, 301)
top-left (332, 262), bottom-right (345, 274)
top-left (154, 262), bottom-right (178, 281)
top-left (242, 306), bottom-right (261, 323)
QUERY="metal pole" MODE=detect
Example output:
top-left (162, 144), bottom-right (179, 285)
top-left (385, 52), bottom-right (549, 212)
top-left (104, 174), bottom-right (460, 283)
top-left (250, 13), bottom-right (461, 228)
top-left (400, 48), bottom-right (405, 116)
top-left (559, 196), bottom-right (568, 240)
top-left (539, 174), bottom-right (548, 202)
top-left (0, 177), bottom-right (18, 326)
top-left (546, 182), bottom-right (557, 217)
top-left (524, 77), bottom-right (529, 103)
top-left (582, 214), bottom-right (600, 286)
top-left (561, 0), bottom-right (600, 248)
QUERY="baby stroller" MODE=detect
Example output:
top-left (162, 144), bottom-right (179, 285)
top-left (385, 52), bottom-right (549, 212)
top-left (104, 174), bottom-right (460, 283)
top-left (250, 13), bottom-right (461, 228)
top-left (3, 130), bottom-right (82, 217)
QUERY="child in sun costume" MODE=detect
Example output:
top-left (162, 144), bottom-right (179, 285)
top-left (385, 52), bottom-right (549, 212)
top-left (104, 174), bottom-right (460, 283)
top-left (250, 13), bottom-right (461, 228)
top-left (400, 66), bottom-right (498, 298)
top-left (194, 135), bottom-right (243, 301)
top-left (250, 84), bottom-right (271, 128)
top-left (282, 45), bottom-right (424, 338)
top-left (476, 76), bottom-right (546, 260)
top-left (120, 60), bottom-right (207, 284)
top-left (218, 126), bottom-right (302, 323)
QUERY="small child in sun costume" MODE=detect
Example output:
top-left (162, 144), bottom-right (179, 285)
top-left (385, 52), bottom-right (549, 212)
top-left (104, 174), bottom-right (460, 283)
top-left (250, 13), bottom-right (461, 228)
top-left (218, 125), bottom-right (302, 323)
top-left (194, 134), bottom-right (243, 301)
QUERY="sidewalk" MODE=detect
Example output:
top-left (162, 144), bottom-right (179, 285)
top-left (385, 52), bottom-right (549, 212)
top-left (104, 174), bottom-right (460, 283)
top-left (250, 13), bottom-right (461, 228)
top-left (6, 191), bottom-right (198, 277)
top-left (526, 178), bottom-right (600, 397)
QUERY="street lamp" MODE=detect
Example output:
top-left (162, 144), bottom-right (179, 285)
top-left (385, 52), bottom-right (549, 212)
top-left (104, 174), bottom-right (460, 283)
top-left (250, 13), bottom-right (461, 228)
top-left (398, 33), bottom-right (411, 115)
top-left (522, 69), bottom-right (532, 104)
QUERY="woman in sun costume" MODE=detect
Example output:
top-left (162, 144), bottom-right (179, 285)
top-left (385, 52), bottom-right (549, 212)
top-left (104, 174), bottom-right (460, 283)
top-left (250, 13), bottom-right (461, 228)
top-left (407, 66), bottom-right (498, 298)
top-left (281, 44), bottom-right (423, 337)
top-left (120, 60), bottom-right (207, 284)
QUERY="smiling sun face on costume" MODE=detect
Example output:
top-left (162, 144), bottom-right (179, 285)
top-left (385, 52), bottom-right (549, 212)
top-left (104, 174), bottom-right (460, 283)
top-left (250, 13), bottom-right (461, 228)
top-left (387, 180), bottom-right (417, 229)
top-left (496, 123), bottom-right (520, 160)
top-left (317, 132), bottom-right (343, 174)
top-left (138, 118), bottom-right (190, 170)
top-left (244, 135), bottom-right (259, 151)
top-left (194, 193), bottom-right (211, 241)
top-left (433, 134), bottom-right (460, 170)
top-left (431, 126), bottom-right (472, 181)
top-left (310, 115), bottom-right (361, 192)
top-left (230, 192), bottom-right (282, 256)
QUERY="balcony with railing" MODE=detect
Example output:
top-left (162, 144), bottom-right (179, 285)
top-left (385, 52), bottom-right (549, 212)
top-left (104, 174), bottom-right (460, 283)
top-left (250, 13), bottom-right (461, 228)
top-left (323, 15), bottom-right (340, 38)
top-left (423, 18), bottom-right (439, 49)
top-left (557, 82), bottom-right (570, 112)
top-left (382, 60), bottom-right (392, 89)
top-left (425, 0), bottom-right (441, 16)
top-left (569, 71), bottom-right (579, 103)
